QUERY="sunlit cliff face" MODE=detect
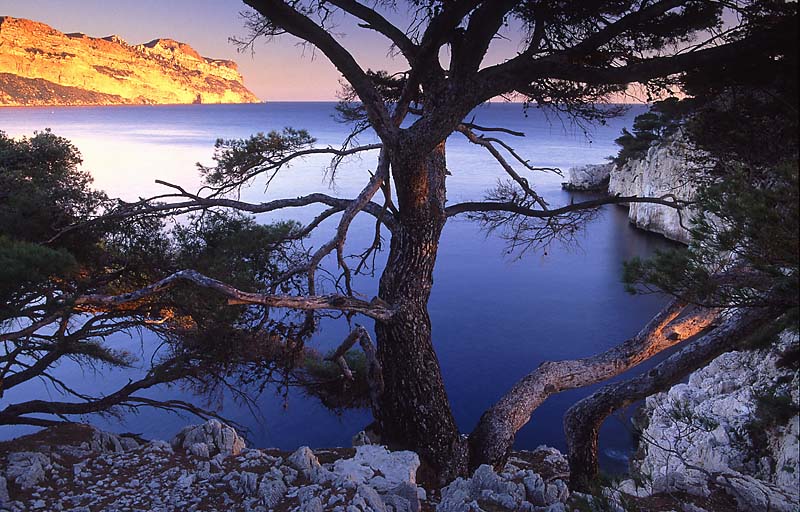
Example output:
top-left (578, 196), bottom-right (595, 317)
top-left (0, 16), bottom-right (260, 106)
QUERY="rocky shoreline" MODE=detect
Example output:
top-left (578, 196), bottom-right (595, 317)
top-left (0, 16), bottom-right (260, 106)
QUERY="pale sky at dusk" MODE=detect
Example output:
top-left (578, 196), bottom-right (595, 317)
top-left (0, 0), bottom-right (530, 102)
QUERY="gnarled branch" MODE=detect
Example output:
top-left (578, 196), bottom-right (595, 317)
top-left (75, 269), bottom-right (396, 321)
top-left (564, 306), bottom-right (779, 490)
top-left (446, 194), bottom-right (690, 218)
top-left (244, 0), bottom-right (396, 141)
top-left (468, 299), bottom-right (719, 469)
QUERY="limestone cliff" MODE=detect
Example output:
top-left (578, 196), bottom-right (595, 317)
top-left (0, 16), bottom-right (260, 106)
top-left (608, 134), bottom-right (699, 244)
top-left (562, 135), bottom-right (699, 244)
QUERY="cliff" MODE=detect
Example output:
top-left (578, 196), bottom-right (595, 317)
top-left (608, 134), bottom-right (699, 244)
top-left (562, 135), bottom-right (698, 244)
top-left (0, 17), bottom-right (260, 106)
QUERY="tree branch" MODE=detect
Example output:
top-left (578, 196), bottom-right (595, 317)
top-left (74, 269), bottom-right (396, 321)
top-left (478, 35), bottom-right (761, 102)
top-left (468, 300), bottom-right (719, 469)
top-left (446, 194), bottom-right (690, 218)
top-left (564, 305), bottom-right (780, 490)
top-left (456, 124), bottom-right (549, 209)
top-left (244, 0), bottom-right (396, 140)
top-left (326, 0), bottom-right (417, 61)
top-left (54, 188), bottom-right (397, 243)
top-left (274, 149), bottom-right (390, 294)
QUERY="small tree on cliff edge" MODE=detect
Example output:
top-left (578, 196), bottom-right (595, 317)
top-left (85, 1), bottom-right (792, 483)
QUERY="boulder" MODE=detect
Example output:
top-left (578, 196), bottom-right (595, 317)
top-left (333, 445), bottom-right (420, 491)
top-left (171, 419), bottom-right (245, 458)
top-left (88, 428), bottom-right (139, 452)
top-left (5, 452), bottom-right (52, 489)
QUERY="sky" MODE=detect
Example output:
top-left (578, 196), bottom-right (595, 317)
top-left (0, 0), bottom-right (527, 102)
top-left (0, 1), bottom-right (657, 103)
top-left (0, 0), bottom-right (552, 101)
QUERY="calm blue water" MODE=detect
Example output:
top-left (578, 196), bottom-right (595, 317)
top-left (1, 102), bottom-right (674, 473)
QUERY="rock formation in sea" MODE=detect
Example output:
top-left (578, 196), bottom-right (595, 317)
top-left (0, 16), bottom-right (260, 106)
top-left (561, 163), bottom-right (614, 192)
top-left (607, 134), bottom-right (699, 244)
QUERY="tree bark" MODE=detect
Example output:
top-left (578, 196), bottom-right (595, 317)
top-left (564, 306), bottom-right (779, 491)
top-left (374, 143), bottom-right (467, 485)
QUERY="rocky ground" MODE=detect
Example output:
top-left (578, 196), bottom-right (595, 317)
top-left (2, 334), bottom-right (797, 512)
top-left (0, 420), bottom-right (579, 512)
top-left (621, 330), bottom-right (800, 512)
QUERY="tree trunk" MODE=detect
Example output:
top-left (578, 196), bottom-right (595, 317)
top-left (374, 142), bottom-right (467, 485)
top-left (564, 306), bottom-right (778, 491)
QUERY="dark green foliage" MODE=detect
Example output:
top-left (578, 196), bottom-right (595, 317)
top-left (0, 236), bottom-right (76, 310)
top-left (612, 98), bottom-right (689, 165)
top-left (0, 129), bottom-right (316, 426)
top-left (0, 130), bottom-right (107, 248)
top-left (746, 384), bottom-right (799, 464)
top-left (623, 161), bottom-right (799, 309)
top-left (753, 389), bottom-right (797, 430)
top-left (198, 129), bottom-right (315, 194)
top-left (302, 350), bottom-right (372, 410)
top-left (163, 212), bottom-right (308, 357)
top-left (172, 213), bottom-right (302, 291)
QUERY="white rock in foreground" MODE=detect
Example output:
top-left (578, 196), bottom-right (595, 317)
top-left (333, 444), bottom-right (420, 491)
top-left (437, 446), bottom-right (571, 512)
top-left (4, 452), bottom-right (52, 489)
top-left (171, 418), bottom-right (246, 457)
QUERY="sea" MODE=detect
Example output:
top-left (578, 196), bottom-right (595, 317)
top-left (0, 102), bottom-right (678, 474)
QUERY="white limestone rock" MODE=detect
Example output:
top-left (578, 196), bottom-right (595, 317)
top-left (257, 471), bottom-right (287, 507)
top-left (356, 484), bottom-right (387, 512)
top-left (608, 134), bottom-right (699, 243)
top-left (562, 163), bottom-right (613, 191)
top-left (286, 446), bottom-right (336, 484)
top-left (287, 446), bottom-right (321, 473)
top-left (171, 419), bottom-right (245, 458)
top-left (5, 452), bottom-right (52, 489)
top-left (0, 475), bottom-right (9, 506)
top-left (634, 330), bottom-right (799, 511)
top-left (333, 445), bottom-right (420, 492)
top-left (436, 462), bottom-right (565, 512)
top-left (88, 429), bottom-right (139, 452)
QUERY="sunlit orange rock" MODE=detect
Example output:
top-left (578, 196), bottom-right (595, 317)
top-left (0, 16), bottom-right (260, 106)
